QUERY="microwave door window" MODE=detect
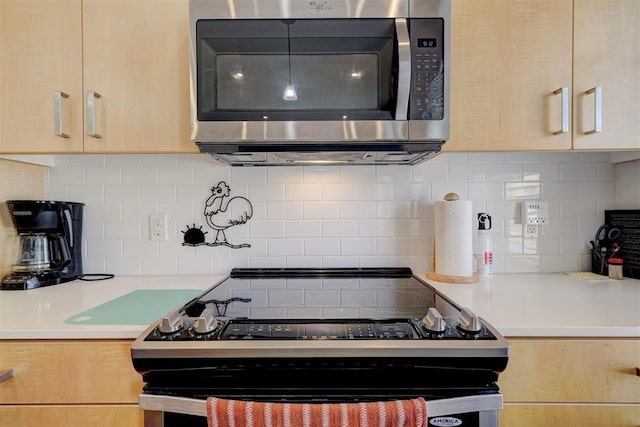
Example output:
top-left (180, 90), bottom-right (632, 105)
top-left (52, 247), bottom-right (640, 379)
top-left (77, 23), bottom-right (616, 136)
top-left (216, 53), bottom-right (379, 111)
top-left (196, 19), bottom-right (397, 121)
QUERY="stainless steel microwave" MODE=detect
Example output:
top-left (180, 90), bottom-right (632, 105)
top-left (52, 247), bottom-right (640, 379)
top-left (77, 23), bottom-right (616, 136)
top-left (190, 0), bottom-right (450, 166)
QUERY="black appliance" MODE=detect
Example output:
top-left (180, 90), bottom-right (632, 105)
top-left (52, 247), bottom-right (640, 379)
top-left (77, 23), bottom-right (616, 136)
top-left (132, 268), bottom-right (509, 427)
top-left (1, 200), bottom-right (84, 290)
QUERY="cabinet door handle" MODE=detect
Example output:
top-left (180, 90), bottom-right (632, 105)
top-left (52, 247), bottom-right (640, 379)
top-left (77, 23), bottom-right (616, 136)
top-left (54, 91), bottom-right (70, 138)
top-left (636, 367), bottom-right (640, 377)
top-left (87, 90), bottom-right (102, 139)
top-left (552, 87), bottom-right (569, 135)
top-left (585, 86), bottom-right (602, 134)
top-left (0, 368), bottom-right (13, 385)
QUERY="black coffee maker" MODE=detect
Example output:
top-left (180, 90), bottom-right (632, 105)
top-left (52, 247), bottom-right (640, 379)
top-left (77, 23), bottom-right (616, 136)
top-left (1, 200), bottom-right (84, 290)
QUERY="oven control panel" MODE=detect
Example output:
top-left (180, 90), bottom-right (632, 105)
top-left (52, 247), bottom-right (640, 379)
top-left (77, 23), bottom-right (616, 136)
top-left (144, 314), bottom-right (498, 341)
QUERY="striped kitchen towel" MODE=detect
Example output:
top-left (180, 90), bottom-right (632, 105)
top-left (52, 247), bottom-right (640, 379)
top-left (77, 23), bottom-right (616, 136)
top-left (206, 396), bottom-right (428, 427)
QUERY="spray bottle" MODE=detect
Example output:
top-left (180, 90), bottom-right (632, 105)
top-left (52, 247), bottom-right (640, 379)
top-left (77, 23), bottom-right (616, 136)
top-left (476, 213), bottom-right (493, 277)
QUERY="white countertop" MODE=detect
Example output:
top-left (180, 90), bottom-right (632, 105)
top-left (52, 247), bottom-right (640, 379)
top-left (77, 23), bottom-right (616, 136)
top-left (0, 275), bottom-right (221, 340)
top-left (424, 273), bottom-right (640, 338)
top-left (1, 273), bottom-right (639, 340)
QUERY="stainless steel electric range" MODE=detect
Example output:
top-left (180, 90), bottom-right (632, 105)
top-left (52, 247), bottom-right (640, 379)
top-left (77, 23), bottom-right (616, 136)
top-left (131, 268), bottom-right (509, 427)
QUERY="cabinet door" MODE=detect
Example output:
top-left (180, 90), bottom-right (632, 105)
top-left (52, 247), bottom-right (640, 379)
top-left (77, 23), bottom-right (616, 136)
top-left (0, 340), bottom-right (142, 404)
top-left (81, 0), bottom-right (196, 153)
top-left (447, 0), bottom-right (573, 151)
top-left (0, 0), bottom-right (84, 153)
top-left (0, 405), bottom-right (143, 427)
top-left (573, 0), bottom-right (640, 150)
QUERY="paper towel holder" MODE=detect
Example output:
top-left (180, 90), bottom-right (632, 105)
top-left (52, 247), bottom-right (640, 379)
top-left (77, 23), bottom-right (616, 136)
top-left (426, 193), bottom-right (479, 284)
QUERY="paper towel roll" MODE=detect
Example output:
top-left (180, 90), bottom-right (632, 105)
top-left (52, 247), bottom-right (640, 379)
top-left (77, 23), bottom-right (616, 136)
top-left (434, 197), bottom-right (474, 278)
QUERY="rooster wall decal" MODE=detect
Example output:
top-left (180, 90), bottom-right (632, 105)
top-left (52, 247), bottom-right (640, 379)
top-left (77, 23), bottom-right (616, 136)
top-left (182, 181), bottom-right (253, 248)
top-left (202, 181), bottom-right (253, 248)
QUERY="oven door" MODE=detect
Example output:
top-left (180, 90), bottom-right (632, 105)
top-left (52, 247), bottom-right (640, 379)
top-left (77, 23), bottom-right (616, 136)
top-left (139, 394), bottom-right (502, 427)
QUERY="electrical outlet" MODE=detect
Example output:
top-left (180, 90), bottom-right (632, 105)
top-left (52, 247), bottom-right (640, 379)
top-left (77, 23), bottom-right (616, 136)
top-left (150, 213), bottom-right (167, 241)
top-left (522, 201), bottom-right (549, 226)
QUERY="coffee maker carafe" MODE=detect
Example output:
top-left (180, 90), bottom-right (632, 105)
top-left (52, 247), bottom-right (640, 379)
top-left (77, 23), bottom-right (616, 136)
top-left (1, 200), bottom-right (84, 290)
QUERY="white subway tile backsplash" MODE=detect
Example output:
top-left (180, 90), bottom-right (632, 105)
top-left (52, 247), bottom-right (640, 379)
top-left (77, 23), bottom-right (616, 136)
top-left (43, 153), bottom-right (617, 276)
top-left (123, 168), bottom-right (157, 185)
top-left (322, 220), bottom-right (358, 237)
top-left (267, 202), bottom-right (303, 220)
top-left (303, 166), bottom-right (340, 183)
top-left (321, 183), bottom-right (357, 201)
top-left (250, 221), bottom-right (286, 238)
top-left (357, 183), bottom-right (394, 201)
top-left (375, 165), bottom-right (411, 183)
top-left (86, 168), bottom-right (122, 185)
top-left (286, 183), bottom-right (321, 201)
top-left (140, 185), bottom-right (176, 202)
top-left (338, 165), bottom-right (375, 183)
top-left (339, 201), bottom-right (375, 219)
top-left (105, 185), bottom-right (139, 202)
top-left (286, 220), bottom-right (322, 238)
top-left (158, 167), bottom-right (195, 185)
top-left (341, 238), bottom-right (376, 256)
top-left (250, 184), bottom-right (285, 202)
top-left (68, 185), bottom-right (104, 202)
top-left (47, 167), bottom-right (86, 185)
top-left (268, 167), bottom-right (303, 183)
top-left (304, 201), bottom-right (339, 219)
top-left (268, 239), bottom-right (304, 257)
top-left (304, 238), bottom-right (340, 256)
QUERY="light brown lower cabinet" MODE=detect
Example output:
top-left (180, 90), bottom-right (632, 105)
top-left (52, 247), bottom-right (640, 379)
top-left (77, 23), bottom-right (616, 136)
top-left (0, 340), bottom-right (143, 427)
top-left (498, 338), bottom-right (640, 426)
top-left (0, 405), bottom-right (143, 427)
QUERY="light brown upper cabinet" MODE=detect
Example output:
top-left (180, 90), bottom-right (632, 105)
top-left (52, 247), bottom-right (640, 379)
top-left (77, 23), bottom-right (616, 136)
top-left (0, 0), bottom-right (196, 154)
top-left (573, 0), bottom-right (640, 150)
top-left (0, 0), bottom-right (84, 153)
top-left (447, 0), bottom-right (573, 151)
top-left (447, 0), bottom-right (640, 152)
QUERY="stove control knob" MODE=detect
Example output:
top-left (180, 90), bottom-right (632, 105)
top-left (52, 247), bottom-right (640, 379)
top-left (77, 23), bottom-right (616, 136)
top-left (158, 310), bottom-right (184, 334)
top-left (421, 308), bottom-right (446, 334)
top-left (193, 308), bottom-right (219, 334)
top-left (457, 308), bottom-right (481, 334)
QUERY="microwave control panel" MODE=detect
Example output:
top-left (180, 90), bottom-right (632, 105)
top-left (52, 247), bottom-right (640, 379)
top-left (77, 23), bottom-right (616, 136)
top-left (409, 18), bottom-right (445, 120)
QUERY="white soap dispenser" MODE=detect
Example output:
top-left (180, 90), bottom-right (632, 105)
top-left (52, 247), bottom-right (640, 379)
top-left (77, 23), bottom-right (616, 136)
top-left (476, 213), bottom-right (493, 277)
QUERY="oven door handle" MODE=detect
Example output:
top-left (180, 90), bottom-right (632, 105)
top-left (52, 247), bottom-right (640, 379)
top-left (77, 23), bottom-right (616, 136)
top-left (138, 394), bottom-right (503, 419)
top-left (395, 18), bottom-right (411, 121)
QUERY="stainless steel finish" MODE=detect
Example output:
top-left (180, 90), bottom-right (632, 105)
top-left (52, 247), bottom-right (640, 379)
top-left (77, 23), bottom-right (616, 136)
top-left (158, 310), bottom-right (184, 335)
top-left (193, 308), bottom-right (218, 334)
top-left (395, 18), bottom-right (411, 121)
top-left (86, 90), bottom-right (102, 138)
top-left (0, 368), bottom-right (13, 385)
top-left (457, 307), bottom-right (481, 334)
top-left (189, 0), bottom-right (409, 19)
top-left (421, 307), bottom-right (446, 333)
top-left (585, 86), bottom-right (603, 134)
top-left (193, 121), bottom-right (409, 144)
top-left (202, 144), bottom-right (442, 166)
top-left (139, 393), bottom-right (502, 421)
top-left (53, 91), bottom-right (70, 138)
top-left (189, 0), bottom-right (451, 165)
top-left (139, 393), bottom-right (501, 421)
top-left (552, 87), bottom-right (569, 135)
top-left (408, 0), bottom-right (451, 142)
top-left (132, 319), bottom-right (508, 360)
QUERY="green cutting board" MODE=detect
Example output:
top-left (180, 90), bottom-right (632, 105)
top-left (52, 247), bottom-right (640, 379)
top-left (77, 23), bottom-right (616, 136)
top-left (65, 289), bottom-right (202, 325)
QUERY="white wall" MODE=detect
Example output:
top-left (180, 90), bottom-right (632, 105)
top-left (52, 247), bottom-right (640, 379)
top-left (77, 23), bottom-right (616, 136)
top-left (44, 152), bottom-right (616, 276)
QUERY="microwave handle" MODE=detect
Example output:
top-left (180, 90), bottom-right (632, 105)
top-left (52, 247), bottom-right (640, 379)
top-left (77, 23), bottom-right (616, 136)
top-left (395, 18), bottom-right (411, 121)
